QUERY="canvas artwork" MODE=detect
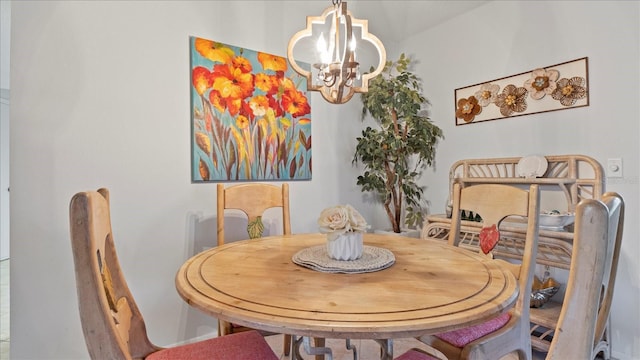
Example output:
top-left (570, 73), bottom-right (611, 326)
top-left (190, 36), bottom-right (312, 182)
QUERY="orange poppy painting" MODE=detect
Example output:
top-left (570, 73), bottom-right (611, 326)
top-left (190, 36), bottom-right (312, 181)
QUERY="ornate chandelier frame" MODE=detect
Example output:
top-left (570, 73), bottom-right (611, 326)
top-left (287, 0), bottom-right (386, 104)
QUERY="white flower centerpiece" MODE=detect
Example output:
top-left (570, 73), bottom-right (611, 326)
top-left (318, 204), bottom-right (370, 260)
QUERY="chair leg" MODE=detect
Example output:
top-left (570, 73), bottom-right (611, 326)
top-left (284, 334), bottom-right (291, 356)
top-left (218, 320), bottom-right (233, 336)
top-left (315, 338), bottom-right (325, 360)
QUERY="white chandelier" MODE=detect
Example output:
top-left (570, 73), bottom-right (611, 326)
top-left (287, 0), bottom-right (386, 104)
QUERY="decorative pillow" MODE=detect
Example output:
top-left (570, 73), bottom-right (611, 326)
top-left (147, 330), bottom-right (278, 360)
top-left (435, 312), bottom-right (511, 348)
top-left (479, 224), bottom-right (500, 254)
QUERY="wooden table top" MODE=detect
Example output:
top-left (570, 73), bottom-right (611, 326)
top-left (175, 233), bottom-right (518, 339)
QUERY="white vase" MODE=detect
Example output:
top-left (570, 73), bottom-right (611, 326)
top-left (326, 232), bottom-right (364, 260)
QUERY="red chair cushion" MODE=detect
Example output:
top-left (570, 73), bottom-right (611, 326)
top-left (434, 312), bottom-right (511, 348)
top-left (395, 349), bottom-right (440, 360)
top-left (147, 330), bottom-right (278, 360)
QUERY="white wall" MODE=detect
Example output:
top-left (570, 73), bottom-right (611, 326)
top-left (0, 91), bottom-right (8, 261)
top-left (0, 0), bottom-right (11, 260)
top-left (0, 0), bottom-right (9, 90)
top-left (404, 1), bottom-right (639, 359)
top-left (9, 1), bottom-right (367, 359)
top-left (9, 1), bottom-right (640, 359)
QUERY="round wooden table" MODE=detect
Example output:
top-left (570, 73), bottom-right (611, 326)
top-left (175, 233), bottom-right (518, 343)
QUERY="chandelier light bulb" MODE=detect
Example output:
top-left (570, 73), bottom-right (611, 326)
top-left (317, 32), bottom-right (331, 64)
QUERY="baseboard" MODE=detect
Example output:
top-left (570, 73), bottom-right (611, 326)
top-left (611, 349), bottom-right (631, 360)
top-left (164, 330), bottom-right (219, 348)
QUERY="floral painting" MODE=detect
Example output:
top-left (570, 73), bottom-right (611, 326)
top-left (454, 57), bottom-right (588, 125)
top-left (190, 36), bottom-right (312, 181)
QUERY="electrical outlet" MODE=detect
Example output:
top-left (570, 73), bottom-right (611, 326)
top-left (607, 158), bottom-right (623, 178)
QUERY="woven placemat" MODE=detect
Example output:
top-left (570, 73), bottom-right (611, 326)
top-left (292, 245), bottom-right (395, 274)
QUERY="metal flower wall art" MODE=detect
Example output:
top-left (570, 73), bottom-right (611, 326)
top-left (190, 36), bottom-right (312, 181)
top-left (454, 57), bottom-right (589, 125)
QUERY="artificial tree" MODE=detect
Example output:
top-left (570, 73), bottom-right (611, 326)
top-left (353, 54), bottom-right (444, 233)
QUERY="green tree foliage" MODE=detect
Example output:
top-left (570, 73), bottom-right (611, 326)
top-left (353, 54), bottom-right (444, 233)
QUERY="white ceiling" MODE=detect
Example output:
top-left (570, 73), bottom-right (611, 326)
top-left (286, 1), bottom-right (491, 70)
top-left (327, 1), bottom-right (491, 45)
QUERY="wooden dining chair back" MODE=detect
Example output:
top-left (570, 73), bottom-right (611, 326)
top-left (216, 182), bottom-right (292, 354)
top-left (592, 192), bottom-right (624, 360)
top-left (217, 183), bottom-right (291, 246)
top-left (69, 188), bottom-right (278, 360)
top-left (545, 197), bottom-right (610, 360)
top-left (418, 183), bottom-right (540, 360)
top-left (399, 195), bottom-right (616, 360)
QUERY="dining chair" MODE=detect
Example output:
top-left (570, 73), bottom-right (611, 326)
top-left (545, 196), bottom-right (611, 359)
top-left (217, 183), bottom-right (290, 246)
top-left (592, 192), bottom-right (624, 360)
top-left (397, 195), bottom-right (612, 360)
top-left (416, 183), bottom-right (541, 360)
top-left (69, 188), bottom-right (279, 360)
top-left (216, 183), bottom-right (293, 354)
